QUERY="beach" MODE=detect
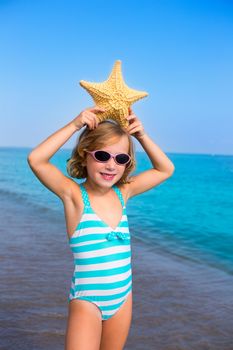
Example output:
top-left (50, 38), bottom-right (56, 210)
top-left (1, 0), bottom-right (233, 347)
top-left (1, 190), bottom-right (233, 350)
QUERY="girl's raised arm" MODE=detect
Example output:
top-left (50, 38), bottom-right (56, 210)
top-left (27, 106), bottom-right (104, 200)
top-left (125, 108), bottom-right (175, 199)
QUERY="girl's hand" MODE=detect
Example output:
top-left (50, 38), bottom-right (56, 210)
top-left (72, 106), bottom-right (105, 130)
top-left (126, 107), bottom-right (146, 139)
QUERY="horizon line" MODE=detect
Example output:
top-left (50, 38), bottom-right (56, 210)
top-left (0, 146), bottom-right (232, 157)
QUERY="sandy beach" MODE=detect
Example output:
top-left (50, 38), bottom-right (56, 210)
top-left (0, 190), bottom-right (233, 349)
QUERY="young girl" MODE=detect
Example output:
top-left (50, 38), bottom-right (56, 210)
top-left (27, 106), bottom-right (175, 350)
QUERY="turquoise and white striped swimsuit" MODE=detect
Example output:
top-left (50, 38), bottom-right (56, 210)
top-left (68, 182), bottom-right (132, 321)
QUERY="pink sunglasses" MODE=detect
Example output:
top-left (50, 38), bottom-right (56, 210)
top-left (86, 150), bottom-right (131, 166)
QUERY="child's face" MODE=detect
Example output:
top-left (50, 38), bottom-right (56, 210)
top-left (85, 135), bottom-right (130, 187)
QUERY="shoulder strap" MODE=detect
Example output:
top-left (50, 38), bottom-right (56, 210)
top-left (113, 185), bottom-right (125, 208)
top-left (80, 183), bottom-right (125, 209)
top-left (79, 183), bottom-right (91, 208)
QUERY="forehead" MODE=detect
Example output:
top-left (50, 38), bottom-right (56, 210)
top-left (101, 135), bottom-right (129, 153)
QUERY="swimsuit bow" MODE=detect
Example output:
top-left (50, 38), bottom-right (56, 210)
top-left (106, 231), bottom-right (130, 241)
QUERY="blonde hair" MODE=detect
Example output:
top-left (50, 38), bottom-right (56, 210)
top-left (66, 120), bottom-right (136, 185)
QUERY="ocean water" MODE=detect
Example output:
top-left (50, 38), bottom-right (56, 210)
top-left (1, 147), bottom-right (233, 349)
top-left (0, 147), bottom-right (232, 275)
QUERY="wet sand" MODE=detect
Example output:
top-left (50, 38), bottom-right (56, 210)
top-left (0, 191), bottom-right (233, 349)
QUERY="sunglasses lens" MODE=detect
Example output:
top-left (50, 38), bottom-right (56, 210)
top-left (115, 154), bottom-right (130, 165)
top-left (94, 151), bottom-right (110, 162)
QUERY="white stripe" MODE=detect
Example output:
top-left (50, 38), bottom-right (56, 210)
top-left (96, 292), bottom-right (131, 307)
top-left (102, 292), bottom-right (131, 314)
top-left (80, 213), bottom-right (101, 221)
top-left (75, 239), bottom-right (107, 246)
top-left (71, 230), bottom-right (130, 246)
top-left (102, 311), bottom-right (115, 316)
top-left (70, 280), bottom-right (132, 297)
top-left (71, 225), bottom-right (129, 240)
top-left (78, 222), bottom-right (128, 234)
top-left (75, 257), bottom-right (131, 271)
top-left (73, 245), bottom-right (130, 259)
top-left (75, 269), bottom-right (131, 285)
top-left (79, 213), bottom-right (127, 222)
top-left (103, 309), bottom-right (121, 316)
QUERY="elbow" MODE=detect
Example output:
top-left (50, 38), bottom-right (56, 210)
top-left (27, 155), bottom-right (35, 169)
top-left (166, 165), bottom-right (175, 176)
top-left (27, 152), bottom-right (34, 165)
top-left (27, 152), bottom-right (48, 168)
top-left (27, 154), bottom-right (32, 164)
top-left (27, 151), bottom-right (38, 167)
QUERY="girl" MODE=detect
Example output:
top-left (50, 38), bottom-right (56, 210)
top-left (27, 106), bottom-right (175, 350)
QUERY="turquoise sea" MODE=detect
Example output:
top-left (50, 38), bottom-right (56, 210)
top-left (1, 147), bottom-right (233, 349)
top-left (1, 147), bottom-right (232, 275)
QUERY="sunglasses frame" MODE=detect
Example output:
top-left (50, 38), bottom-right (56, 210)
top-left (86, 150), bottom-right (131, 166)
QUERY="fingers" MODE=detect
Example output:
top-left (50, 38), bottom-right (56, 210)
top-left (127, 125), bottom-right (145, 137)
top-left (127, 120), bottom-right (140, 130)
top-left (126, 117), bottom-right (144, 133)
top-left (82, 106), bottom-right (105, 129)
top-left (126, 109), bottom-right (137, 122)
top-left (128, 125), bottom-right (141, 133)
top-left (126, 114), bottom-right (134, 121)
top-left (88, 106), bottom-right (106, 113)
top-left (85, 113), bottom-right (96, 130)
top-left (84, 108), bottom-right (103, 130)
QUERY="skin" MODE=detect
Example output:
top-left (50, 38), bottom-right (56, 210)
top-left (83, 135), bottom-right (130, 194)
top-left (65, 292), bottom-right (133, 350)
top-left (65, 135), bottom-right (133, 350)
top-left (27, 105), bottom-right (175, 349)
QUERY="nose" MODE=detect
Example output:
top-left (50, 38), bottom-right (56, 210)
top-left (105, 156), bottom-right (116, 169)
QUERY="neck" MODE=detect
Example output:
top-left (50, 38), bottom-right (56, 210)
top-left (83, 180), bottom-right (114, 196)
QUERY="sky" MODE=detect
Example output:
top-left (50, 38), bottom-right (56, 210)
top-left (0, 0), bottom-right (232, 155)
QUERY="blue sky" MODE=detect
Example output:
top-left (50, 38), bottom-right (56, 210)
top-left (0, 0), bottom-right (232, 155)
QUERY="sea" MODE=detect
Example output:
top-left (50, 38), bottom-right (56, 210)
top-left (0, 147), bottom-right (233, 349)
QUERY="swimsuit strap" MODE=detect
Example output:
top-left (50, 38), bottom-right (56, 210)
top-left (79, 183), bottom-right (91, 208)
top-left (112, 185), bottom-right (125, 208)
top-left (80, 183), bottom-right (125, 209)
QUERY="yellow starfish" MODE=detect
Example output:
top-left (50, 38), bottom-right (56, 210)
top-left (79, 60), bottom-right (148, 128)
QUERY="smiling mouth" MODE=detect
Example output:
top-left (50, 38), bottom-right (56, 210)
top-left (100, 172), bottom-right (116, 175)
top-left (100, 172), bottom-right (116, 180)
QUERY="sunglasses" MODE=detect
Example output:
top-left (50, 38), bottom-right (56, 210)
top-left (86, 150), bottom-right (131, 166)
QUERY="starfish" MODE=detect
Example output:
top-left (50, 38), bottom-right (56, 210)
top-left (79, 60), bottom-right (148, 128)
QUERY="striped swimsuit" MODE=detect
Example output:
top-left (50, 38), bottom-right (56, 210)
top-left (68, 182), bottom-right (132, 321)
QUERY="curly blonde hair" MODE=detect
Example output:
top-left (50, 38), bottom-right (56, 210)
top-left (66, 120), bottom-right (136, 185)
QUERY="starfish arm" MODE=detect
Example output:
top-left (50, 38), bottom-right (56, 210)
top-left (79, 59), bottom-right (148, 128)
top-left (106, 60), bottom-right (125, 91)
top-left (79, 80), bottom-right (112, 99)
top-left (124, 88), bottom-right (148, 103)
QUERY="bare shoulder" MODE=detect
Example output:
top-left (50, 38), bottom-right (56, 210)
top-left (62, 178), bottom-right (83, 207)
top-left (118, 168), bottom-right (174, 199)
top-left (117, 182), bottom-right (131, 205)
top-left (62, 180), bottom-right (85, 239)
